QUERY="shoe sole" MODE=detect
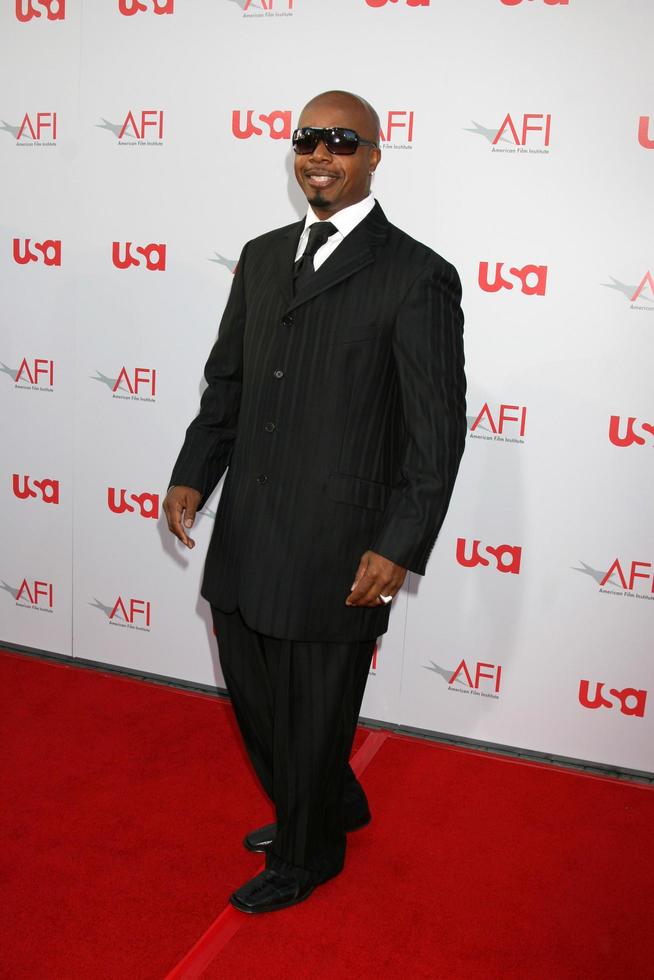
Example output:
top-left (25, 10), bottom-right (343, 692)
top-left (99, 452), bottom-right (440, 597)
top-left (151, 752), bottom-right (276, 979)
top-left (242, 813), bottom-right (371, 854)
top-left (230, 884), bottom-right (316, 915)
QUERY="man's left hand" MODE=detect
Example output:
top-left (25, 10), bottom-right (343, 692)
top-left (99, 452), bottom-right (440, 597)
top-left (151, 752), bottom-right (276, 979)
top-left (346, 550), bottom-right (408, 607)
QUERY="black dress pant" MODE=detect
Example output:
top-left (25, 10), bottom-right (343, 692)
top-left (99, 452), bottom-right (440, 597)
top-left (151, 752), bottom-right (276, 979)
top-left (211, 606), bottom-right (376, 886)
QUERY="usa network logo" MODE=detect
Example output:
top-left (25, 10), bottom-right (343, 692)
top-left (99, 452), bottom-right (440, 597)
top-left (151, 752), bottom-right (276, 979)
top-left (1, 577), bottom-right (54, 613)
top-left (465, 113), bottom-right (552, 154)
top-left (467, 403), bottom-right (527, 444)
top-left (602, 271), bottom-right (654, 312)
top-left (478, 261), bottom-right (547, 296)
top-left (13, 238), bottom-right (61, 266)
top-left (118, 0), bottom-right (173, 15)
top-left (12, 474), bottom-right (59, 504)
top-left (0, 112), bottom-right (57, 147)
top-left (90, 595), bottom-right (152, 632)
top-left (579, 680), bottom-right (647, 718)
top-left (456, 538), bottom-right (522, 575)
top-left (92, 367), bottom-right (157, 403)
top-left (608, 416), bottom-right (654, 448)
top-left (573, 557), bottom-right (654, 603)
top-left (107, 488), bottom-right (159, 518)
top-left (232, 109), bottom-right (291, 140)
top-left (96, 110), bottom-right (164, 146)
top-left (112, 242), bottom-right (166, 271)
top-left (229, 0), bottom-right (294, 17)
top-left (638, 115), bottom-right (653, 149)
top-left (379, 110), bottom-right (415, 150)
top-left (424, 658), bottom-right (503, 700)
top-left (1, 357), bottom-right (54, 392)
top-left (15, 0), bottom-right (64, 22)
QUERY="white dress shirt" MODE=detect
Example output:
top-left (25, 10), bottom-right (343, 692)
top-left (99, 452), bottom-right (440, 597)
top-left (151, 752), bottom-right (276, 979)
top-left (295, 193), bottom-right (376, 271)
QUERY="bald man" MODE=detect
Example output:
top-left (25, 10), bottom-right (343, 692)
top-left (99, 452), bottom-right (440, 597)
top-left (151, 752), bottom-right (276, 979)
top-left (164, 90), bottom-right (467, 913)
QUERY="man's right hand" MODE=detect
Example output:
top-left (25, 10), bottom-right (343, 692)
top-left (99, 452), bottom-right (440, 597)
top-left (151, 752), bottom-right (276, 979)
top-left (163, 486), bottom-right (202, 549)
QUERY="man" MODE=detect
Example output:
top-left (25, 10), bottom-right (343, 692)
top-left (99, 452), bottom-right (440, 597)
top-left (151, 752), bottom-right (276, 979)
top-left (164, 90), bottom-right (466, 914)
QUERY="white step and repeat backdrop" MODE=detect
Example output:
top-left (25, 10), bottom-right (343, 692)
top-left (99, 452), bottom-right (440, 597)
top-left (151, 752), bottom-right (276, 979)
top-left (1, 0), bottom-right (652, 773)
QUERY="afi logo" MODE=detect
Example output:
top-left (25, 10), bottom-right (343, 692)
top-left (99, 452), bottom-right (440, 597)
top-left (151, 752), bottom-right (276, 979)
top-left (110, 596), bottom-right (152, 626)
top-left (629, 271), bottom-right (654, 302)
top-left (494, 113), bottom-right (551, 146)
top-left (13, 239), bottom-right (61, 267)
top-left (16, 579), bottom-right (53, 608)
top-left (470, 403), bottom-right (527, 437)
top-left (107, 488), bottom-right (159, 519)
top-left (579, 681), bottom-right (647, 718)
top-left (500, 0), bottom-right (568, 5)
top-left (456, 539), bottom-right (522, 575)
top-left (12, 474), bottom-right (59, 504)
top-left (365, 0), bottom-right (429, 7)
top-left (113, 367), bottom-right (156, 396)
top-left (602, 271), bottom-right (654, 307)
top-left (601, 559), bottom-right (653, 594)
top-left (638, 116), bottom-right (654, 149)
top-left (449, 659), bottom-right (502, 693)
top-left (118, 0), bottom-right (173, 14)
top-left (608, 416), bottom-right (654, 448)
top-left (478, 262), bottom-right (547, 296)
top-left (16, 112), bottom-right (57, 142)
top-left (232, 110), bottom-right (292, 140)
top-left (209, 252), bottom-right (238, 274)
top-left (15, 358), bottom-right (54, 387)
top-left (243, 0), bottom-right (293, 7)
top-left (112, 242), bottom-right (166, 271)
top-left (379, 111), bottom-right (414, 143)
top-left (369, 643), bottom-right (379, 674)
top-left (15, 0), bottom-right (64, 21)
top-left (119, 110), bottom-right (164, 141)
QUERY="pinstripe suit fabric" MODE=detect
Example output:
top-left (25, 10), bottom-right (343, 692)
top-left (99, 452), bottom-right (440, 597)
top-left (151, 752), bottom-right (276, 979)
top-left (170, 201), bottom-right (467, 643)
top-left (211, 605), bottom-right (374, 886)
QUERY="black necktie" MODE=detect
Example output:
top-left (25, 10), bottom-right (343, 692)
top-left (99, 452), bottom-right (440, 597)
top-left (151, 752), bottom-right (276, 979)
top-left (293, 221), bottom-right (337, 293)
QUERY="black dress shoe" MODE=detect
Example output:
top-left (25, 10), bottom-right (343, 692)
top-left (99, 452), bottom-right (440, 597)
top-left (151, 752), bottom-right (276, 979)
top-left (230, 869), bottom-right (315, 914)
top-left (243, 810), bottom-right (371, 854)
top-left (243, 821), bottom-right (277, 853)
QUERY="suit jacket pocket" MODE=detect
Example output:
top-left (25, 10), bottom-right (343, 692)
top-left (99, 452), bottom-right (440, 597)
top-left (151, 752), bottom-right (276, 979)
top-left (327, 333), bottom-right (380, 347)
top-left (327, 472), bottom-right (391, 512)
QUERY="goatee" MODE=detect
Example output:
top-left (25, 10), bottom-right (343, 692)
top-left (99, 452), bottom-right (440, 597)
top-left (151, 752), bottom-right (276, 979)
top-left (308, 191), bottom-right (329, 209)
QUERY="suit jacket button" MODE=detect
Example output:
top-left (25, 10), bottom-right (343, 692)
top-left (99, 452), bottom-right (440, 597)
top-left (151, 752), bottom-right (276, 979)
top-left (264, 422), bottom-right (276, 433)
top-left (281, 314), bottom-right (294, 327)
top-left (273, 369), bottom-right (284, 379)
top-left (257, 473), bottom-right (268, 485)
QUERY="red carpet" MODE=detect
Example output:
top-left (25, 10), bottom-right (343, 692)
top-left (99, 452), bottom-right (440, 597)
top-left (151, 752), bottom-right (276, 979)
top-left (0, 650), bottom-right (366, 979)
top-left (2, 649), bottom-right (653, 979)
top-left (206, 735), bottom-right (654, 980)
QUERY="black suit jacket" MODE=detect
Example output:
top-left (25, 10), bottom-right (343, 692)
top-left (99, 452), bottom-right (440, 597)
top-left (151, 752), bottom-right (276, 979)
top-left (170, 202), bottom-right (466, 642)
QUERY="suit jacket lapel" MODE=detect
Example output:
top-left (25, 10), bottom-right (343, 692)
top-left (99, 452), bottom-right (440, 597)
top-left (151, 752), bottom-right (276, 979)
top-left (278, 202), bottom-right (390, 314)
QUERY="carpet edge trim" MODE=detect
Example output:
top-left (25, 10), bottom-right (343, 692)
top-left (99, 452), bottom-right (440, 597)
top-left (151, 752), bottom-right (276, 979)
top-left (163, 729), bottom-right (387, 979)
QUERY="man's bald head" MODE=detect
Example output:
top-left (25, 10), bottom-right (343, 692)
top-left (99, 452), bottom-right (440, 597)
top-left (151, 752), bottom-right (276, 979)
top-left (294, 90), bottom-right (382, 220)
top-left (298, 91), bottom-right (380, 145)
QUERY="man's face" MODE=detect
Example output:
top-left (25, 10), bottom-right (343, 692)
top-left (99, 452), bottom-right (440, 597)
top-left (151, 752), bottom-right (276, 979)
top-left (293, 97), bottom-right (381, 219)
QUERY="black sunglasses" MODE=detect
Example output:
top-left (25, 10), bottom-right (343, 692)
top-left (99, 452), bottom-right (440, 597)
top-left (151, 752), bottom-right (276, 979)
top-left (292, 126), bottom-right (379, 156)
